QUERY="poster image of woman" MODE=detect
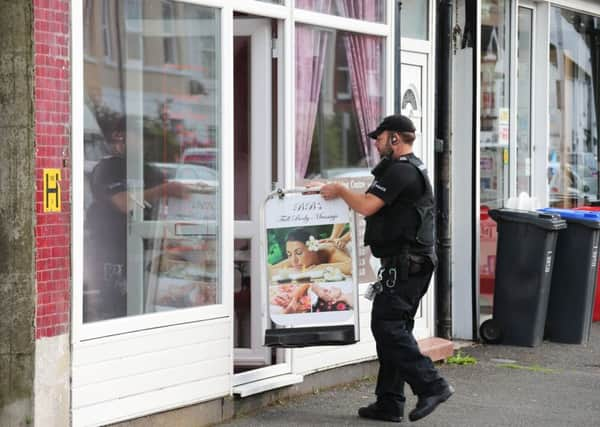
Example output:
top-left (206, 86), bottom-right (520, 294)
top-left (268, 224), bottom-right (352, 279)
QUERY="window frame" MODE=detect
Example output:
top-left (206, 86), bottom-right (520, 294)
top-left (72, 0), bottom-right (232, 343)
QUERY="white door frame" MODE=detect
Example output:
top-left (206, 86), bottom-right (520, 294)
top-left (233, 18), bottom-right (273, 368)
top-left (515, 2), bottom-right (537, 199)
top-left (532, 1), bottom-right (551, 207)
top-left (399, 47), bottom-right (435, 340)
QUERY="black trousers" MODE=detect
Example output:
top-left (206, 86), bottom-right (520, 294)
top-left (371, 259), bottom-right (446, 411)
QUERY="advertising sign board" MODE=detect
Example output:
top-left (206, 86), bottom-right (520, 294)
top-left (263, 189), bottom-right (360, 347)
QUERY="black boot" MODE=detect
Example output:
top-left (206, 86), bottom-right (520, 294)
top-left (358, 401), bottom-right (403, 422)
top-left (408, 384), bottom-right (454, 422)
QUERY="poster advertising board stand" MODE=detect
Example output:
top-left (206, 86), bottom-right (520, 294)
top-left (263, 188), bottom-right (360, 348)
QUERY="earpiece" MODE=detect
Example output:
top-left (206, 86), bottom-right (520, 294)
top-left (391, 136), bottom-right (398, 144)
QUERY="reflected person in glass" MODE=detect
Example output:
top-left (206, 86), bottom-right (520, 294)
top-left (84, 116), bottom-right (190, 322)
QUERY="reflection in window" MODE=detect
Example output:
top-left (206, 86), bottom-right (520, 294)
top-left (162, 1), bottom-right (176, 64)
top-left (125, 0), bottom-right (143, 62)
top-left (548, 7), bottom-right (600, 207)
top-left (295, 24), bottom-right (384, 181)
top-left (479, 0), bottom-right (511, 325)
top-left (101, 0), bottom-right (111, 59)
top-left (516, 7), bottom-right (533, 195)
top-left (480, 0), bottom-right (511, 209)
top-left (82, 0), bottom-right (221, 323)
top-left (295, 0), bottom-right (385, 24)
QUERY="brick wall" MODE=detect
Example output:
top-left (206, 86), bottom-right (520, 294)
top-left (34, 0), bottom-right (71, 339)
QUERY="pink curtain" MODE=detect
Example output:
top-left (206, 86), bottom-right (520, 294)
top-left (295, 0), bottom-right (331, 181)
top-left (336, 0), bottom-right (383, 167)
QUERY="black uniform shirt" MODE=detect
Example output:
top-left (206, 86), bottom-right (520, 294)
top-left (86, 156), bottom-right (164, 265)
top-left (366, 154), bottom-right (425, 205)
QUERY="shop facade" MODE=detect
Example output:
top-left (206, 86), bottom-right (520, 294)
top-left (11, 0), bottom-right (599, 425)
top-left (451, 0), bottom-right (600, 339)
top-left (25, 1), bottom-right (439, 426)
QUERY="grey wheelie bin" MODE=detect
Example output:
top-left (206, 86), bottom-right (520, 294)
top-left (479, 209), bottom-right (566, 347)
top-left (538, 208), bottom-right (600, 344)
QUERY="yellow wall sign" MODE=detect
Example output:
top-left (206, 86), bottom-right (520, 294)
top-left (43, 168), bottom-right (61, 212)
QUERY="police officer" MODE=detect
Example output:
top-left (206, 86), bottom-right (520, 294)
top-left (319, 114), bottom-right (453, 423)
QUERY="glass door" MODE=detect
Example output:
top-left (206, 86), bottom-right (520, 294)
top-left (479, 0), bottom-right (512, 323)
top-left (233, 17), bottom-right (274, 371)
top-left (478, 1), bottom-right (536, 326)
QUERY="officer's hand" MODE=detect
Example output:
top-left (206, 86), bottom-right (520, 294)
top-left (302, 181), bottom-right (323, 195)
top-left (165, 181), bottom-right (191, 199)
top-left (319, 183), bottom-right (341, 200)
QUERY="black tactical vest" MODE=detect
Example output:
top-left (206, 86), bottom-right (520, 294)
top-left (364, 155), bottom-right (435, 257)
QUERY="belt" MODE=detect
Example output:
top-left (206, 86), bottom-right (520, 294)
top-left (380, 254), bottom-right (428, 267)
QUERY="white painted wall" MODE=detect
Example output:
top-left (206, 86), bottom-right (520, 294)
top-left (35, 334), bottom-right (70, 427)
top-left (71, 318), bottom-right (231, 427)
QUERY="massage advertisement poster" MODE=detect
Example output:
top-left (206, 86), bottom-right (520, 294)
top-left (264, 193), bottom-right (358, 327)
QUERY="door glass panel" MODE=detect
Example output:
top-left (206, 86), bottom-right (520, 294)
top-left (479, 0), bottom-right (511, 323)
top-left (294, 24), bottom-right (385, 181)
top-left (234, 36), bottom-right (251, 221)
top-left (233, 16), bottom-right (277, 370)
top-left (401, 0), bottom-right (429, 40)
top-left (294, 0), bottom-right (385, 24)
top-left (234, 239), bottom-right (252, 348)
top-left (82, 0), bottom-right (221, 323)
top-left (548, 7), bottom-right (600, 207)
top-left (517, 7), bottom-right (533, 195)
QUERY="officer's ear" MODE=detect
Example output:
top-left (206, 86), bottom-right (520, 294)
top-left (390, 132), bottom-right (400, 145)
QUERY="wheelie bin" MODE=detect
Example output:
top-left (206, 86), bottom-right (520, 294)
top-left (479, 209), bottom-right (566, 347)
top-left (573, 205), bottom-right (600, 322)
top-left (539, 208), bottom-right (600, 344)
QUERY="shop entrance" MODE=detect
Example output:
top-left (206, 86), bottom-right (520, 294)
top-left (399, 48), bottom-right (434, 339)
top-left (232, 16), bottom-right (287, 382)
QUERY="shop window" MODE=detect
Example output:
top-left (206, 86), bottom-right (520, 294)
top-left (294, 24), bottom-right (384, 181)
top-left (295, 0), bottom-right (386, 24)
top-left (82, 0), bottom-right (221, 323)
top-left (480, 0), bottom-right (511, 210)
top-left (548, 7), bottom-right (600, 207)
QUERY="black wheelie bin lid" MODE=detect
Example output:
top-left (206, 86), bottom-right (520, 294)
top-left (538, 208), bottom-right (600, 229)
top-left (489, 208), bottom-right (567, 230)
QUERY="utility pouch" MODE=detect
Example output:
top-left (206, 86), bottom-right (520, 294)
top-left (408, 254), bottom-right (427, 275)
top-left (398, 255), bottom-right (409, 281)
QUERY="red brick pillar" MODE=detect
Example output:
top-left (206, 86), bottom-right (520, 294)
top-left (33, 0), bottom-right (71, 425)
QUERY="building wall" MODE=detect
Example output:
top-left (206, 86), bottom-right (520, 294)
top-left (33, 0), bottom-right (71, 425)
top-left (0, 0), bottom-right (36, 425)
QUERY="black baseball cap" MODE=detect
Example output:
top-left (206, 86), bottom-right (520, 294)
top-left (367, 114), bottom-right (416, 139)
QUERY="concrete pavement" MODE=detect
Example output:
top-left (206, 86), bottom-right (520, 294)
top-left (220, 323), bottom-right (600, 426)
